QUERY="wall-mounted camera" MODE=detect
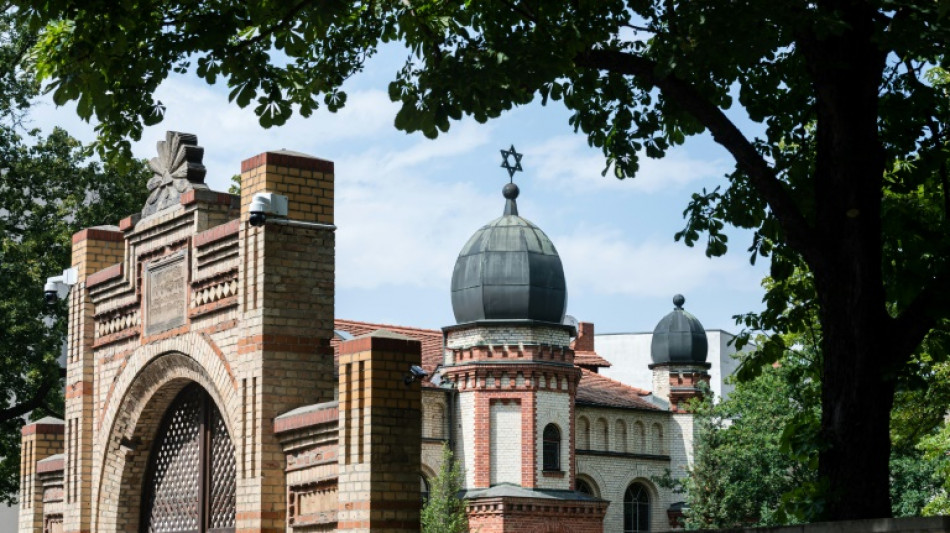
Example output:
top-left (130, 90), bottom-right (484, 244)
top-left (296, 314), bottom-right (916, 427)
top-left (404, 364), bottom-right (429, 386)
top-left (44, 267), bottom-right (78, 305)
top-left (248, 192), bottom-right (289, 227)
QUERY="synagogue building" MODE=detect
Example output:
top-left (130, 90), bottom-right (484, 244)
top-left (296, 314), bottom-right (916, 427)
top-left (18, 132), bottom-right (722, 533)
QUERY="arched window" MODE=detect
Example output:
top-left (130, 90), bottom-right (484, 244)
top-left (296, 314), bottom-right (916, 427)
top-left (594, 418), bottom-right (608, 451)
top-left (577, 417), bottom-right (590, 450)
top-left (616, 419), bottom-right (628, 453)
top-left (142, 384), bottom-right (235, 533)
top-left (542, 424), bottom-right (561, 471)
top-left (652, 423), bottom-right (665, 455)
top-left (575, 476), bottom-right (599, 498)
top-left (624, 483), bottom-right (650, 533)
top-left (633, 421), bottom-right (645, 453)
top-left (420, 475), bottom-right (430, 505)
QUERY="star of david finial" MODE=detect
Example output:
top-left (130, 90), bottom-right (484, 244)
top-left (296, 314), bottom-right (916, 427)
top-left (500, 144), bottom-right (523, 182)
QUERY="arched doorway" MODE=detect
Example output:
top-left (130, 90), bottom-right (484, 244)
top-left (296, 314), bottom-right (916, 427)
top-left (141, 384), bottom-right (236, 533)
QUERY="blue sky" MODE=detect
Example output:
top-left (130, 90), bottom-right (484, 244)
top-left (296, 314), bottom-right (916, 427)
top-left (30, 44), bottom-right (770, 334)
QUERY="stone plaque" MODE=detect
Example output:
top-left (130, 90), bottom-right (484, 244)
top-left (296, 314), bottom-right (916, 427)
top-left (145, 253), bottom-right (187, 336)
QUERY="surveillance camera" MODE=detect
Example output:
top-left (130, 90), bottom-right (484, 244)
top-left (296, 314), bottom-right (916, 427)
top-left (44, 290), bottom-right (59, 305)
top-left (248, 210), bottom-right (266, 227)
top-left (404, 364), bottom-right (429, 385)
top-left (43, 280), bottom-right (59, 305)
top-left (247, 192), bottom-right (289, 227)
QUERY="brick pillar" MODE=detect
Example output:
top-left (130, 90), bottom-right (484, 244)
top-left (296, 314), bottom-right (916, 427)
top-left (19, 418), bottom-right (64, 533)
top-left (237, 151), bottom-right (335, 532)
top-left (65, 228), bottom-right (124, 533)
top-left (337, 331), bottom-right (422, 533)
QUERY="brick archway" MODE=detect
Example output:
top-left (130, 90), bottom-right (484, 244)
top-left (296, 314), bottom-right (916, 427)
top-left (93, 334), bottom-right (239, 533)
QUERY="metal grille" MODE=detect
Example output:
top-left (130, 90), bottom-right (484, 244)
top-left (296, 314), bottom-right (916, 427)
top-left (208, 407), bottom-right (236, 530)
top-left (142, 385), bottom-right (236, 533)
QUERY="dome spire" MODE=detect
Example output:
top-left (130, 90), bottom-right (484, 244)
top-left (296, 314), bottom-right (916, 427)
top-left (503, 182), bottom-right (519, 216)
top-left (650, 293), bottom-right (709, 365)
top-left (499, 144), bottom-right (523, 216)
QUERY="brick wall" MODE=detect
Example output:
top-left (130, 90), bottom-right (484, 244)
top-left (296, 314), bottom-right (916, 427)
top-left (535, 390), bottom-right (571, 491)
top-left (466, 497), bottom-right (607, 533)
top-left (489, 400), bottom-right (522, 485)
top-left (64, 227), bottom-right (123, 533)
top-left (446, 324), bottom-right (571, 349)
top-left (19, 419), bottom-right (64, 533)
top-left (237, 150), bottom-right (337, 532)
top-left (337, 332), bottom-right (422, 533)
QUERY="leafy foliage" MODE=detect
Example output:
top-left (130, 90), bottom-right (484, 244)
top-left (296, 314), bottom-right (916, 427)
top-left (421, 443), bottom-right (468, 533)
top-left (677, 358), bottom-right (820, 529)
top-left (15, 0), bottom-right (950, 518)
top-left (0, 126), bottom-right (150, 503)
top-left (679, 346), bottom-right (946, 527)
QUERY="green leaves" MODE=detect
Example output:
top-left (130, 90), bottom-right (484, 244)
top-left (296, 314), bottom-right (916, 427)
top-left (0, 125), bottom-right (150, 503)
top-left (421, 443), bottom-right (468, 533)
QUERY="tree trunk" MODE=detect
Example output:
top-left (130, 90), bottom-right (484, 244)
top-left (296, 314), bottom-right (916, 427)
top-left (806, 1), bottom-right (895, 520)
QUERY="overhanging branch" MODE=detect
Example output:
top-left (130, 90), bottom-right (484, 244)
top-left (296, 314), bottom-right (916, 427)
top-left (0, 370), bottom-right (64, 422)
top-left (892, 267), bottom-right (950, 359)
top-left (574, 48), bottom-right (819, 267)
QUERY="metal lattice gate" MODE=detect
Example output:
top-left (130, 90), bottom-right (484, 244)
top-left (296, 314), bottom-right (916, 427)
top-left (142, 385), bottom-right (236, 533)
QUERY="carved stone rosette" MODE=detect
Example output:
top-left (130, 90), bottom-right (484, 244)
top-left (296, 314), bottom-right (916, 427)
top-left (142, 131), bottom-right (208, 217)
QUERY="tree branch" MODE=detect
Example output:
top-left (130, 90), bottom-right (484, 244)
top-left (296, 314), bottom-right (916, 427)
top-left (574, 49), bottom-right (819, 266)
top-left (892, 267), bottom-right (950, 358)
top-left (231, 0), bottom-right (318, 52)
top-left (0, 370), bottom-right (64, 422)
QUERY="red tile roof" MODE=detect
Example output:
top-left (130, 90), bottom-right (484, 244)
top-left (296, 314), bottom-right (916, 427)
top-left (576, 368), bottom-right (659, 411)
top-left (574, 352), bottom-right (613, 369)
top-left (333, 319), bottom-right (444, 374)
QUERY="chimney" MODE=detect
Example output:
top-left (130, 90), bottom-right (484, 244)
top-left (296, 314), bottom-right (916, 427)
top-left (573, 322), bottom-right (595, 352)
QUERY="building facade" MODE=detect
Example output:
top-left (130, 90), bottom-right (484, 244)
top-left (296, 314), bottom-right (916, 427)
top-left (18, 132), bottom-right (717, 533)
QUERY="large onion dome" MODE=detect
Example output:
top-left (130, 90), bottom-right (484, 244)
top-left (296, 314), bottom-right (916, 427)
top-left (450, 183), bottom-right (567, 325)
top-left (650, 294), bottom-right (709, 365)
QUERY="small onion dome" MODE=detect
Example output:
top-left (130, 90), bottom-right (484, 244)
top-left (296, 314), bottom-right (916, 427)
top-left (451, 183), bottom-right (567, 324)
top-left (650, 294), bottom-right (708, 365)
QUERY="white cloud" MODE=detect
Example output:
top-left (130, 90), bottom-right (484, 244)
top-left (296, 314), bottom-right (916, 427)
top-left (556, 225), bottom-right (762, 298)
top-left (333, 121), bottom-right (497, 290)
top-left (526, 135), bottom-right (731, 194)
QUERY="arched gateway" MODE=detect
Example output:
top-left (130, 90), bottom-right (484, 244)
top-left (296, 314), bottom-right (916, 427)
top-left (18, 133), bottom-right (424, 533)
top-left (141, 384), bottom-right (235, 533)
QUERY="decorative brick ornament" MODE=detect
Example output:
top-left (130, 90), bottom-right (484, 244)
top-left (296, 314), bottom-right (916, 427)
top-left (142, 131), bottom-right (208, 217)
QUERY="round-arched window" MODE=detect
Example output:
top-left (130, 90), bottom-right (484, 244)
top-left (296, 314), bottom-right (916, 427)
top-left (420, 475), bottom-right (430, 505)
top-left (542, 424), bottom-right (560, 471)
top-left (576, 478), bottom-right (598, 497)
top-left (624, 482), bottom-right (650, 533)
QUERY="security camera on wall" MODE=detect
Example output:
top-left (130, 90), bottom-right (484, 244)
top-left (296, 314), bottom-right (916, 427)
top-left (248, 192), bottom-right (289, 227)
top-left (43, 267), bottom-right (78, 305)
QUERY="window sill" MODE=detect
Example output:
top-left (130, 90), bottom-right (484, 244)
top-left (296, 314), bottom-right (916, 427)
top-left (541, 470), bottom-right (565, 478)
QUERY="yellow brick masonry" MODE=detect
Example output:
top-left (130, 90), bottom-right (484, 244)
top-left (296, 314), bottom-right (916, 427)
top-left (19, 420), bottom-right (64, 533)
top-left (337, 333), bottom-right (422, 533)
top-left (237, 151), bottom-right (336, 533)
top-left (66, 228), bottom-right (124, 533)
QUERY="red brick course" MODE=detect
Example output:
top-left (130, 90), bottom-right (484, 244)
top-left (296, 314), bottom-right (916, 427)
top-left (241, 151), bottom-right (334, 174)
top-left (86, 263), bottom-right (123, 288)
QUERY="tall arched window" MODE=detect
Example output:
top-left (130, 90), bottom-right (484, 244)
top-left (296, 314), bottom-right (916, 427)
top-left (420, 475), bottom-right (430, 505)
top-left (577, 417), bottom-right (590, 450)
top-left (633, 421), bottom-right (645, 453)
top-left (616, 419), bottom-right (628, 453)
top-left (594, 418), bottom-right (608, 451)
top-left (542, 424), bottom-right (561, 471)
top-left (624, 483), bottom-right (650, 533)
top-left (141, 384), bottom-right (236, 533)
